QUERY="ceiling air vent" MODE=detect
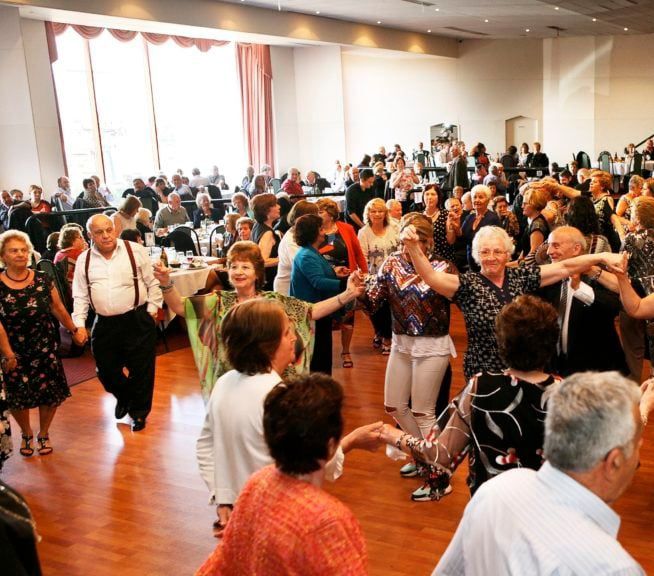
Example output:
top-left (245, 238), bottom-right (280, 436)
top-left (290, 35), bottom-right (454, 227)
top-left (401, 0), bottom-right (437, 6)
top-left (443, 26), bottom-right (490, 36)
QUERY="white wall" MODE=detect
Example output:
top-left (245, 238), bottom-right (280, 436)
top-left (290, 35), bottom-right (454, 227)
top-left (270, 46), bottom-right (299, 177)
top-left (0, 5), bottom-right (41, 193)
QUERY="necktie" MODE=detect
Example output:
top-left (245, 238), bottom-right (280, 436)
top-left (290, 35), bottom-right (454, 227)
top-left (558, 279), bottom-right (569, 354)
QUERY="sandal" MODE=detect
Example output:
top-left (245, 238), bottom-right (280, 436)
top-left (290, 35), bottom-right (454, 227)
top-left (20, 434), bottom-right (34, 457)
top-left (372, 335), bottom-right (382, 349)
top-left (381, 343), bottom-right (391, 356)
top-left (36, 434), bottom-right (53, 456)
top-left (341, 352), bottom-right (354, 368)
top-left (212, 519), bottom-right (227, 538)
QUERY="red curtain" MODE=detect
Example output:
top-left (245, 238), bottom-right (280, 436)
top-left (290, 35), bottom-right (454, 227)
top-left (48, 22), bottom-right (229, 59)
top-left (236, 43), bottom-right (274, 175)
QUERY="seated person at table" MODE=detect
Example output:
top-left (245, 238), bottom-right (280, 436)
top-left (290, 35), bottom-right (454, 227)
top-left (154, 192), bottom-right (188, 235)
top-left (53, 224), bottom-right (87, 285)
top-left (171, 173), bottom-right (194, 200)
top-left (193, 193), bottom-right (223, 228)
top-left (196, 372), bottom-right (368, 575)
top-left (120, 228), bottom-right (143, 245)
top-left (236, 217), bottom-right (254, 241)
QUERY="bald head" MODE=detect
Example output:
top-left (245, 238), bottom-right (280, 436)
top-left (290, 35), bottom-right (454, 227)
top-left (87, 214), bottom-right (117, 256)
top-left (547, 226), bottom-right (587, 262)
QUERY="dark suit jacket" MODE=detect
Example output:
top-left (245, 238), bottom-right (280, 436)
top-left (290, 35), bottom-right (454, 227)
top-left (538, 277), bottom-right (628, 377)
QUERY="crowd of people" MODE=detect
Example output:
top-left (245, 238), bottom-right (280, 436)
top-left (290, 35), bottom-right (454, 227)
top-left (2, 138), bottom-right (654, 574)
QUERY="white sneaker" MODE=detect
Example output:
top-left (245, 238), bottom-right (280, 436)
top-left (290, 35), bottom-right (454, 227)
top-left (399, 462), bottom-right (418, 477)
top-left (411, 482), bottom-right (453, 502)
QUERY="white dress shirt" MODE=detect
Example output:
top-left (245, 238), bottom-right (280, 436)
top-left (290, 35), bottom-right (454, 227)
top-left (72, 240), bottom-right (163, 326)
top-left (196, 369), bottom-right (344, 506)
top-left (434, 462), bottom-right (644, 576)
top-left (273, 230), bottom-right (300, 295)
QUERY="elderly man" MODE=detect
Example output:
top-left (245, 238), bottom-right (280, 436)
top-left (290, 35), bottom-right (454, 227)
top-left (444, 144), bottom-right (469, 193)
top-left (153, 192), bottom-right (188, 234)
top-left (538, 226), bottom-right (627, 376)
top-left (435, 371), bottom-right (646, 575)
top-left (54, 176), bottom-right (74, 210)
top-left (190, 168), bottom-right (210, 189)
top-left (72, 214), bottom-right (162, 431)
top-left (0, 190), bottom-right (13, 230)
top-left (171, 173), bottom-right (193, 200)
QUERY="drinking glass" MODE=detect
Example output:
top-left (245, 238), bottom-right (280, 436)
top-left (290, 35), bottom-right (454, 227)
top-left (201, 246), bottom-right (209, 257)
top-left (185, 250), bottom-right (194, 263)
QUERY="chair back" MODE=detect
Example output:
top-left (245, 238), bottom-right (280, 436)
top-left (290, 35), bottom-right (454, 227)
top-left (575, 151), bottom-right (591, 169)
top-left (598, 151), bottom-right (612, 172)
top-left (25, 215), bottom-right (48, 253)
top-left (632, 152), bottom-right (643, 175)
top-left (208, 224), bottom-right (226, 257)
top-left (207, 184), bottom-right (222, 200)
top-left (166, 226), bottom-right (200, 255)
top-left (270, 178), bottom-right (282, 193)
top-left (37, 258), bottom-right (73, 311)
top-left (7, 206), bottom-right (31, 232)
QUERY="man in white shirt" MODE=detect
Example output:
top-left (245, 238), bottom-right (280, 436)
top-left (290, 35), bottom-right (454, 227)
top-left (72, 214), bottom-right (162, 432)
top-left (435, 371), bottom-right (645, 576)
top-left (170, 173), bottom-right (193, 200)
top-left (54, 176), bottom-right (74, 210)
top-left (190, 168), bottom-right (210, 189)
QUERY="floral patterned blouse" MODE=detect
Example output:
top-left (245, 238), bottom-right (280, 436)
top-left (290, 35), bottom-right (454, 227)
top-left (453, 266), bottom-right (542, 379)
top-left (184, 290), bottom-right (313, 402)
top-left (404, 372), bottom-right (559, 495)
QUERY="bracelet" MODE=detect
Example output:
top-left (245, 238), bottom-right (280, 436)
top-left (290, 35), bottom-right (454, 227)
top-left (160, 283), bottom-right (174, 292)
top-left (395, 432), bottom-right (409, 450)
top-left (589, 268), bottom-right (602, 282)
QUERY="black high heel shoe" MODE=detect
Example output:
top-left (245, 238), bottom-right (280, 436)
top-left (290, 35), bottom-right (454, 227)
top-left (37, 434), bottom-right (53, 456)
top-left (20, 434), bottom-right (34, 457)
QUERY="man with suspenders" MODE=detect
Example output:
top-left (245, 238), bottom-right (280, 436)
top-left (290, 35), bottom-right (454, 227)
top-left (72, 214), bottom-right (162, 431)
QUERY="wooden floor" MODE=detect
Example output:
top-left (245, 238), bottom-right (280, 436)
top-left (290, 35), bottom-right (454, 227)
top-left (3, 309), bottom-right (654, 575)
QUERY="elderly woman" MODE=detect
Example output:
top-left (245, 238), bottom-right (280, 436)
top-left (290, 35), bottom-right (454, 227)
top-left (193, 192), bottom-right (222, 228)
top-left (357, 198), bottom-right (399, 354)
top-left (491, 195), bottom-right (520, 246)
top-left (53, 224), bottom-right (88, 285)
top-left (616, 175), bottom-right (644, 225)
top-left (236, 217), bottom-right (254, 241)
top-left (386, 199), bottom-right (403, 227)
top-left (360, 213), bottom-right (456, 500)
top-left (316, 197), bottom-right (368, 368)
top-left (196, 372), bottom-right (368, 574)
top-left (221, 213), bottom-right (240, 257)
top-left (389, 156), bottom-right (420, 214)
top-left (250, 193), bottom-right (280, 290)
top-left (273, 200), bottom-right (319, 296)
top-left (29, 185), bottom-right (51, 214)
top-left (231, 192), bottom-right (250, 218)
top-left (422, 185), bottom-right (456, 261)
top-left (519, 184), bottom-right (550, 265)
top-left (402, 224), bottom-right (622, 381)
top-left (111, 195), bottom-right (141, 237)
top-left (461, 184), bottom-right (500, 270)
top-left (0, 231), bottom-right (84, 456)
top-left (291, 215), bottom-right (352, 375)
top-left (247, 174), bottom-right (267, 198)
top-left (380, 295), bottom-right (560, 497)
top-left (281, 167), bottom-right (303, 198)
top-left (154, 241), bottom-right (360, 400)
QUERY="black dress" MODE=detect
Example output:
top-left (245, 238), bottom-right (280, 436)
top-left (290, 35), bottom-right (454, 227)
top-left (0, 271), bottom-right (70, 410)
top-left (251, 222), bottom-right (280, 290)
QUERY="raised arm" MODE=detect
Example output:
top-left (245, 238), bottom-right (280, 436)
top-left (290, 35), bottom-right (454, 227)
top-left (539, 251), bottom-right (615, 287)
top-left (611, 253), bottom-right (654, 319)
top-left (312, 273), bottom-right (364, 320)
top-left (153, 262), bottom-right (186, 317)
top-left (400, 225), bottom-right (460, 299)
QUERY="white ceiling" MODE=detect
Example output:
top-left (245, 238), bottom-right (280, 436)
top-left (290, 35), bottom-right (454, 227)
top-left (219, 0), bottom-right (654, 38)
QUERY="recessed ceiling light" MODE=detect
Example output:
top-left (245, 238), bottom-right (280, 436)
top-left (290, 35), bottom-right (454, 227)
top-left (592, 18), bottom-right (597, 22)
top-left (484, 19), bottom-right (489, 23)
top-left (435, 8), bottom-right (440, 11)
top-left (624, 27), bottom-right (629, 31)
top-left (315, 10), bottom-right (320, 14)
top-left (377, 20), bottom-right (381, 24)
top-left (525, 28), bottom-right (530, 32)
top-left (427, 29), bottom-right (432, 33)
top-left (554, 6), bottom-right (559, 9)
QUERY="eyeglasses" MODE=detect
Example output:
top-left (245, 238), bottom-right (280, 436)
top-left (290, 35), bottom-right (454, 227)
top-left (479, 249), bottom-right (507, 258)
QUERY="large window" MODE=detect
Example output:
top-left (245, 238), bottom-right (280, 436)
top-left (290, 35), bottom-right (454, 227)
top-left (52, 28), bottom-right (102, 192)
top-left (149, 41), bottom-right (246, 189)
top-left (52, 30), bottom-right (246, 200)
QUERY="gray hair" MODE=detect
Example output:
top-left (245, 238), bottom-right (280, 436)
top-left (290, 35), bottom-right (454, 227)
top-left (471, 226), bottom-right (513, 264)
top-left (544, 371), bottom-right (640, 472)
top-left (471, 184), bottom-right (491, 201)
top-left (195, 192), bottom-right (212, 208)
top-left (549, 225), bottom-right (587, 253)
top-left (0, 230), bottom-right (33, 267)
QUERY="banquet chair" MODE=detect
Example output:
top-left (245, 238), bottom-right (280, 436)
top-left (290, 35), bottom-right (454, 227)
top-left (165, 226), bottom-right (200, 255)
top-left (575, 151), bottom-right (591, 169)
top-left (25, 215), bottom-right (48, 253)
top-left (270, 178), bottom-right (282, 193)
top-left (208, 224), bottom-right (226, 257)
top-left (598, 151), bottom-right (612, 173)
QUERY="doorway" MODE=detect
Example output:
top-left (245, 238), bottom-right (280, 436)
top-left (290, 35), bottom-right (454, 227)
top-left (505, 116), bottom-right (538, 150)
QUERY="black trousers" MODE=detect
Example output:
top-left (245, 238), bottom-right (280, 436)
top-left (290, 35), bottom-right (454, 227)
top-left (91, 305), bottom-right (157, 419)
top-left (311, 316), bottom-right (333, 375)
top-left (370, 302), bottom-right (392, 340)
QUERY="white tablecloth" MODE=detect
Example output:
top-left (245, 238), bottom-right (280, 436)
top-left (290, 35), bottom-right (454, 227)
top-left (307, 195), bottom-right (345, 212)
top-left (593, 160), bottom-right (654, 175)
top-left (165, 265), bottom-right (213, 322)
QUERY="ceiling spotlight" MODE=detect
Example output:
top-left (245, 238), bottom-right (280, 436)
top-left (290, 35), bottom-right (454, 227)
top-left (377, 20), bottom-right (381, 24)
top-left (435, 8), bottom-right (440, 11)
top-left (484, 19), bottom-right (489, 23)
top-left (315, 10), bottom-right (320, 14)
top-left (554, 6), bottom-right (559, 10)
top-left (624, 27), bottom-right (629, 31)
top-left (592, 18), bottom-right (597, 22)
top-left (525, 28), bottom-right (530, 32)
top-left (427, 29), bottom-right (432, 33)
